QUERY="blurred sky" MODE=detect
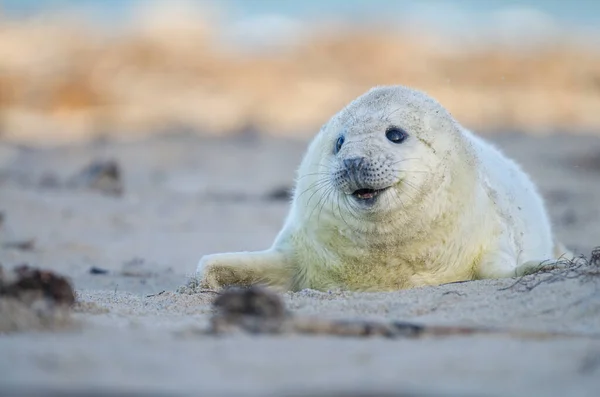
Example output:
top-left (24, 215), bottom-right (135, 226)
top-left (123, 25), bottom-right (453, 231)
top-left (3, 0), bottom-right (600, 27)
top-left (3, 0), bottom-right (600, 50)
top-left (1, 0), bottom-right (599, 138)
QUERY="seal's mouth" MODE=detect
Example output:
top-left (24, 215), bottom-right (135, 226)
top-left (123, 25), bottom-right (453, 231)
top-left (351, 187), bottom-right (387, 201)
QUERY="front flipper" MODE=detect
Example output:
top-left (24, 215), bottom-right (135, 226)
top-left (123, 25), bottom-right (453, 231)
top-left (197, 249), bottom-right (294, 291)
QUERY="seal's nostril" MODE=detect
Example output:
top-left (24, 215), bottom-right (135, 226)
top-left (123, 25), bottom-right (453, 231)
top-left (344, 157), bottom-right (366, 171)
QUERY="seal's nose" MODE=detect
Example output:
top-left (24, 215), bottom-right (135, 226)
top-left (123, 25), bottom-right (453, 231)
top-left (343, 157), bottom-right (366, 172)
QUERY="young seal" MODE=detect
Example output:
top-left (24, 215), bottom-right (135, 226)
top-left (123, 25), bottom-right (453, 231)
top-left (196, 85), bottom-right (573, 292)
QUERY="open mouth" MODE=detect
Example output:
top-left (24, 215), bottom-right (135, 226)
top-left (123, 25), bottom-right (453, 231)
top-left (351, 188), bottom-right (387, 201)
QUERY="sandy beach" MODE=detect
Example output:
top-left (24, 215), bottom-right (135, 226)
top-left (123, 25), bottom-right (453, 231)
top-left (1, 2), bottom-right (600, 396)
top-left (1, 130), bottom-right (599, 397)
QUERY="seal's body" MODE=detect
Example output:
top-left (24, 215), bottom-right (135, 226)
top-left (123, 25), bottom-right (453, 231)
top-left (197, 86), bottom-right (571, 292)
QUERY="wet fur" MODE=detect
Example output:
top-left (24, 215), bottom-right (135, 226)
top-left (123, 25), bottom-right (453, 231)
top-left (197, 85), bottom-right (572, 292)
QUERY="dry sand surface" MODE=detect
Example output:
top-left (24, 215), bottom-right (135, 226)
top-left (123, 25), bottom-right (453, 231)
top-left (0, 130), bottom-right (600, 397)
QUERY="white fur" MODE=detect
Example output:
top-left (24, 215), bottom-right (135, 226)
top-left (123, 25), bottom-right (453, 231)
top-left (196, 85), bottom-right (570, 292)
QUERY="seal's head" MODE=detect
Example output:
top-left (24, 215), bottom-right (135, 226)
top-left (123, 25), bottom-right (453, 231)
top-left (295, 85), bottom-right (469, 223)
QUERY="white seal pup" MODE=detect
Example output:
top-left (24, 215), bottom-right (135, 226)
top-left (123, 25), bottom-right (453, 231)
top-left (196, 85), bottom-right (573, 292)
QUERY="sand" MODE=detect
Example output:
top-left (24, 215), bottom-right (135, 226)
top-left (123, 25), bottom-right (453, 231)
top-left (1, 131), bottom-right (600, 397)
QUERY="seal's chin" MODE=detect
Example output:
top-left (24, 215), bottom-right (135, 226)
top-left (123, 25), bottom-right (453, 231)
top-left (350, 187), bottom-right (389, 206)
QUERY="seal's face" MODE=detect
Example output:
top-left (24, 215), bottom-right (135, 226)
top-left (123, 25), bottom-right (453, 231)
top-left (304, 85), bottom-right (462, 218)
top-left (331, 124), bottom-right (411, 209)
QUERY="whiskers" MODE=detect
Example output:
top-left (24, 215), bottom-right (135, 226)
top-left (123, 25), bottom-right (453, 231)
top-left (380, 105), bottom-right (405, 122)
top-left (296, 171), bottom-right (331, 181)
top-left (390, 157), bottom-right (432, 175)
top-left (294, 161), bottom-right (339, 224)
top-left (294, 170), bottom-right (359, 229)
top-left (295, 176), bottom-right (330, 201)
top-left (338, 193), bottom-right (361, 227)
top-left (307, 183), bottom-right (335, 224)
top-left (293, 156), bottom-right (433, 229)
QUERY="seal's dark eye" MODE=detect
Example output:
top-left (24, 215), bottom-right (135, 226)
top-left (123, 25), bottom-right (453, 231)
top-left (385, 126), bottom-right (408, 144)
top-left (334, 135), bottom-right (345, 154)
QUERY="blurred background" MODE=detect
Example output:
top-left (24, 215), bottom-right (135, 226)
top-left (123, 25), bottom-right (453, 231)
top-left (1, 0), bottom-right (600, 144)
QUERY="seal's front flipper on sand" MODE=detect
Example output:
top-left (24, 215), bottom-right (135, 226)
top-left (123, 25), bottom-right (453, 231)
top-left (196, 249), bottom-right (294, 291)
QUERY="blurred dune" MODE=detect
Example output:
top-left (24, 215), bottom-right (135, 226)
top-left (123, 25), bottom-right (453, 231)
top-left (1, 2), bottom-right (600, 144)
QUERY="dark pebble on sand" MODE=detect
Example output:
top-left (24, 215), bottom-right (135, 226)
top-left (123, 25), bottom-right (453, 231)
top-left (89, 266), bottom-right (109, 275)
top-left (265, 186), bottom-right (292, 201)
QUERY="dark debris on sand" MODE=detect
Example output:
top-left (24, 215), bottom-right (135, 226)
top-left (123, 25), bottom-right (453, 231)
top-left (1, 238), bottom-right (36, 251)
top-left (210, 286), bottom-right (290, 334)
top-left (501, 247), bottom-right (600, 292)
top-left (205, 285), bottom-right (599, 340)
top-left (0, 264), bottom-right (76, 333)
top-left (67, 159), bottom-right (123, 196)
top-left (264, 186), bottom-right (292, 201)
top-left (89, 266), bottom-right (109, 275)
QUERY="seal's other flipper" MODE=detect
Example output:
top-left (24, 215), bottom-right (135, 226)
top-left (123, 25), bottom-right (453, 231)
top-left (197, 249), bottom-right (294, 291)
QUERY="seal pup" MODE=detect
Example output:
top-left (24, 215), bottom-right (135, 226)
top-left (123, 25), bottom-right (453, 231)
top-left (197, 85), bottom-right (573, 292)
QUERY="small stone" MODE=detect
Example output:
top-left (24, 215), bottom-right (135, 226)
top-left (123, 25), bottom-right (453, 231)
top-left (89, 266), bottom-right (109, 275)
top-left (121, 258), bottom-right (154, 277)
top-left (265, 186), bottom-right (292, 201)
top-left (68, 159), bottom-right (124, 196)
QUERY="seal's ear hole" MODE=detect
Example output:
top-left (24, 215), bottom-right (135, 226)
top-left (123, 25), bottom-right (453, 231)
top-left (334, 135), bottom-right (345, 154)
top-left (385, 126), bottom-right (408, 144)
